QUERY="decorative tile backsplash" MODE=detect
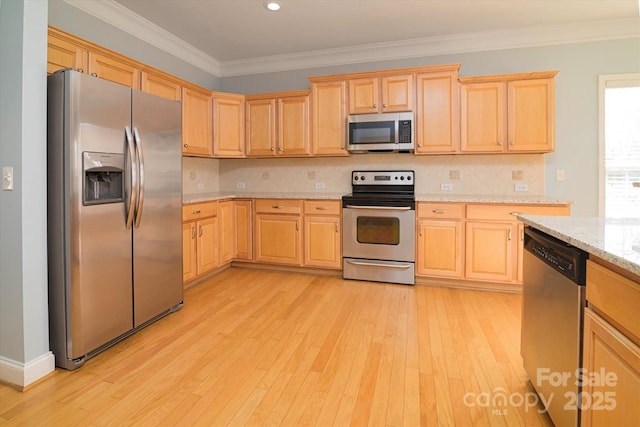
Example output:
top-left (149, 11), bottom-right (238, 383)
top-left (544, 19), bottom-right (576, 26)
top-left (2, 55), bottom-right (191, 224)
top-left (183, 153), bottom-right (545, 196)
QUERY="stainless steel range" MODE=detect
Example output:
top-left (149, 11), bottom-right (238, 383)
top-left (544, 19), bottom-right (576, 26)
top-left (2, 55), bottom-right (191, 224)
top-left (342, 170), bottom-right (416, 285)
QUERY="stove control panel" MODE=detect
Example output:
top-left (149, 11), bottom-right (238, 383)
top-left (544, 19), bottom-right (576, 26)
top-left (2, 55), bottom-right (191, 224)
top-left (352, 170), bottom-right (414, 185)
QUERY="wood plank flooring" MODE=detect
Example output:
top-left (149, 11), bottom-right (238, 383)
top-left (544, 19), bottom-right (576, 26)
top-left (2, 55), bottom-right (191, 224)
top-left (0, 268), bottom-right (553, 426)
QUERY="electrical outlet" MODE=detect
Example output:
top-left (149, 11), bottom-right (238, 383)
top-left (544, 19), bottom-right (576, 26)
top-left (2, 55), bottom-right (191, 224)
top-left (514, 183), bottom-right (529, 192)
top-left (236, 182), bottom-right (245, 189)
top-left (315, 182), bottom-right (325, 190)
top-left (556, 169), bottom-right (566, 182)
top-left (440, 183), bottom-right (453, 191)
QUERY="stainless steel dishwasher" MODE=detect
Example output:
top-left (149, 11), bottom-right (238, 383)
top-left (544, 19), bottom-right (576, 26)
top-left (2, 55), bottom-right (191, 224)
top-left (521, 227), bottom-right (588, 427)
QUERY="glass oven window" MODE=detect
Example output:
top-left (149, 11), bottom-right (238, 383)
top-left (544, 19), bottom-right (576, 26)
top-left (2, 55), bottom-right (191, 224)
top-left (356, 216), bottom-right (400, 245)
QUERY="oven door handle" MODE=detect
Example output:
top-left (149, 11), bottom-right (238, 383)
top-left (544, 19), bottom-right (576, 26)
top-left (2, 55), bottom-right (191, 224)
top-left (345, 260), bottom-right (413, 269)
top-left (345, 205), bottom-right (412, 211)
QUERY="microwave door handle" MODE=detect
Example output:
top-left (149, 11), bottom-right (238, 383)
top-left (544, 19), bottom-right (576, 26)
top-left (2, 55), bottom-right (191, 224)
top-left (345, 205), bottom-right (411, 211)
top-left (394, 119), bottom-right (400, 144)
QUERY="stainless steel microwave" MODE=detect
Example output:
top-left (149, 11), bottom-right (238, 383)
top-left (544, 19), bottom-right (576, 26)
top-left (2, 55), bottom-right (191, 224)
top-left (347, 112), bottom-right (414, 153)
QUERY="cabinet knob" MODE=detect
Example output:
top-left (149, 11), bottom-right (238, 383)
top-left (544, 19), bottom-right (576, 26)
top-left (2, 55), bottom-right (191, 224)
top-left (373, 103), bottom-right (377, 109)
top-left (498, 141), bottom-right (503, 146)
top-left (240, 147), bottom-right (244, 152)
top-left (383, 103), bottom-right (387, 108)
top-left (90, 72), bottom-right (97, 77)
top-left (184, 144), bottom-right (189, 148)
top-left (270, 146), bottom-right (274, 151)
top-left (509, 212), bottom-right (520, 217)
top-left (77, 68), bottom-right (84, 73)
top-left (509, 141), bottom-right (514, 146)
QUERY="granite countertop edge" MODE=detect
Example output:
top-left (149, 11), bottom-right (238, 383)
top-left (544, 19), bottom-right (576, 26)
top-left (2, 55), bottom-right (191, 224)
top-left (519, 215), bottom-right (640, 277)
top-left (184, 192), bottom-right (572, 205)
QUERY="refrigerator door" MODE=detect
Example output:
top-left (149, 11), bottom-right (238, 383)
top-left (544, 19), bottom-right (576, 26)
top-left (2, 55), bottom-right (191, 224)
top-left (131, 91), bottom-right (183, 326)
top-left (67, 72), bottom-right (134, 359)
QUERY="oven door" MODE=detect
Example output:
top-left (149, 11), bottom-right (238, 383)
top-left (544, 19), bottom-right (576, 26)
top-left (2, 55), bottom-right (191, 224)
top-left (342, 205), bottom-right (415, 262)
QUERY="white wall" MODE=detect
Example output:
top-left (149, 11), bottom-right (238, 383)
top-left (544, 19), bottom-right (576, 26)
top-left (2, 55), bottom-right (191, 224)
top-left (0, 0), bottom-right (54, 387)
top-left (219, 38), bottom-right (640, 215)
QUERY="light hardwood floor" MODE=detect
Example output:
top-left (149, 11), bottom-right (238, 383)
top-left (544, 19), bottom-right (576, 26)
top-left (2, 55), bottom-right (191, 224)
top-left (0, 268), bottom-right (553, 426)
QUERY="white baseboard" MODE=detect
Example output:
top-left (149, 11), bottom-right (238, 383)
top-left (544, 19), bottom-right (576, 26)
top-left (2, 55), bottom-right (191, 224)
top-left (0, 352), bottom-right (55, 388)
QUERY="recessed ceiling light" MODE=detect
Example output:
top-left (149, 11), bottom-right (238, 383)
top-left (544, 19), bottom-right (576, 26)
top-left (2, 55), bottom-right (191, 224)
top-left (264, 1), bottom-right (281, 11)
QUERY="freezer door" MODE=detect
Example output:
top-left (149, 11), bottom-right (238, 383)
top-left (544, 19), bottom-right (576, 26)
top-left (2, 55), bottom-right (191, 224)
top-left (132, 90), bottom-right (183, 326)
top-left (65, 71), bottom-right (134, 360)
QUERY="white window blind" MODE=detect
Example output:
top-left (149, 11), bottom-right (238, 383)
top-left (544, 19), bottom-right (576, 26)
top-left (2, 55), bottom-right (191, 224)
top-left (600, 75), bottom-right (640, 218)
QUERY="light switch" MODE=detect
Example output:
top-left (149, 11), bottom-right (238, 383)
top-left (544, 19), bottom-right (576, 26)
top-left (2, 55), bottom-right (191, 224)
top-left (2, 167), bottom-right (13, 191)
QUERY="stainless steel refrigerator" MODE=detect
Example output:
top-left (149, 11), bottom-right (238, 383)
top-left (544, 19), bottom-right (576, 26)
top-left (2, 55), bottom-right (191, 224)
top-left (47, 70), bottom-right (183, 370)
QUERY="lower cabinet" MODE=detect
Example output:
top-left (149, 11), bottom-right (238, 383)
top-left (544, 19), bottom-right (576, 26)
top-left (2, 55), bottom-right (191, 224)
top-left (416, 203), bottom-right (464, 278)
top-left (303, 200), bottom-right (341, 269)
top-left (582, 259), bottom-right (640, 426)
top-left (234, 200), bottom-right (253, 261)
top-left (219, 200), bottom-right (235, 265)
top-left (465, 221), bottom-right (518, 282)
top-left (254, 199), bottom-right (303, 266)
top-left (182, 202), bottom-right (219, 283)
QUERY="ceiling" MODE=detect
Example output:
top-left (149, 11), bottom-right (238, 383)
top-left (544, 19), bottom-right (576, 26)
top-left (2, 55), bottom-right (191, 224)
top-left (70, 0), bottom-right (640, 76)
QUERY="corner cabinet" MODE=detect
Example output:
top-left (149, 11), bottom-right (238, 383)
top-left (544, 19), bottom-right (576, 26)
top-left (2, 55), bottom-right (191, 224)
top-left (309, 79), bottom-right (348, 156)
top-left (182, 85), bottom-right (213, 157)
top-left (213, 92), bottom-right (245, 158)
top-left (582, 260), bottom-right (640, 426)
top-left (460, 72), bottom-right (557, 153)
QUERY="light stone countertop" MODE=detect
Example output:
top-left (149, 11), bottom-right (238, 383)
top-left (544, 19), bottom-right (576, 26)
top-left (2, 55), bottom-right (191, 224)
top-left (519, 215), bottom-right (640, 276)
top-left (184, 192), bottom-right (572, 205)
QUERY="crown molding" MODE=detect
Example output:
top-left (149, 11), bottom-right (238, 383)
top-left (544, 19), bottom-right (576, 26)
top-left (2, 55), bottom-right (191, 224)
top-left (62, 0), bottom-right (220, 76)
top-left (61, 0), bottom-right (638, 79)
top-left (221, 18), bottom-right (640, 77)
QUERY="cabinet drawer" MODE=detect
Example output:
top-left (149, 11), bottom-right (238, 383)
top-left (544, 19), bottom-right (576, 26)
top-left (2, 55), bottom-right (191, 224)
top-left (183, 202), bottom-right (217, 221)
top-left (304, 200), bottom-right (341, 216)
top-left (255, 199), bottom-right (302, 214)
top-left (587, 260), bottom-right (640, 343)
top-left (465, 203), bottom-right (570, 221)
top-left (417, 202), bottom-right (464, 219)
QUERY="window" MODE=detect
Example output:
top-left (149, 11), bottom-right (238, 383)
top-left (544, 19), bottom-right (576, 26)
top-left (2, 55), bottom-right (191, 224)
top-left (599, 74), bottom-right (640, 218)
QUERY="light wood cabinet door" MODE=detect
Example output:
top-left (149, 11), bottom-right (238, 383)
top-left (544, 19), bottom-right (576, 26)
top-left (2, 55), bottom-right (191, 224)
top-left (88, 52), bottom-right (140, 89)
top-left (304, 215), bottom-right (341, 269)
top-left (141, 71), bottom-right (181, 101)
top-left (197, 216), bottom-right (219, 274)
top-left (381, 74), bottom-right (414, 112)
top-left (465, 221), bottom-right (517, 282)
top-left (417, 219), bottom-right (463, 278)
top-left (234, 200), bottom-right (253, 261)
top-left (460, 81), bottom-right (506, 152)
top-left (278, 95), bottom-right (310, 156)
top-left (415, 71), bottom-right (459, 154)
top-left (219, 201), bottom-right (235, 265)
top-left (349, 77), bottom-right (379, 114)
top-left (311, 80), bottom-right (348, 156)
top-left (507, 78), bottom-right (555, 152)
top-left (213, 94), bottom-right (245, 157)
top-left (246, 98), bottom-right (277, 156)
top-left (582, 308), bottom-right (640, 427)
top-left (182, 222), bottom-right (197, 283)
top-left (254, 214), bottom-right (302, 266)
top-left (182, 87), bottom-right (213, 157)
top-left (47, 33), bottom-right (88, 74)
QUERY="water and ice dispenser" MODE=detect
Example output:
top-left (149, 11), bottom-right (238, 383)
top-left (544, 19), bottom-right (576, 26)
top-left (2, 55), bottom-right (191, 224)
top-left (83, 151), bottom-right (124, 205)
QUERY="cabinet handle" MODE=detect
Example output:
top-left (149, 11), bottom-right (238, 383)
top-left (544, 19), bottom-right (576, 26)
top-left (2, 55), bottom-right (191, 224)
top-left (192, 209), bottom-right (201, 215)
top-left (315, 206), bottom-right (327, 211)
top-left (90, 72), bottom-right (97, 77)
top-left (296, 220), bottom-right (299, 231)
top-left (520, 228), bottom-right (525, 241)
top-left (509, 212), bottom-right (521, 217)
top-left (335, 222), bottom-right (338, 233)
top-left (191, 225), bottom-right (196, 239)
top-left (508, 229), bottom-right (512, 241)
top-left (272, 205), bottom-right (283, 209)
top-left (199, 225), bottom-right (203, 237)
top-left (418, 223), bottom-right (423, 237)
top-left (432, 209), bottom-right (447, 214)
top-left (77, 68), bottom-right (84, 73)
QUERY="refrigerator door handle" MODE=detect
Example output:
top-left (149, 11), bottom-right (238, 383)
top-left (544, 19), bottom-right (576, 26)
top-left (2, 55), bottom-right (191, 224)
top-left (125, 126), bottom-right (137, 230)
top-left (133, 127), bottom-right (145, 228)
top-left (133, 127), bottom-right (144, 228)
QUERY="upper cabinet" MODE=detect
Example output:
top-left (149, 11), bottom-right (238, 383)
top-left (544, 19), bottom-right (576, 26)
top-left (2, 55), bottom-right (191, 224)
top-left (88, 52), bottom-right (140, 89)
top-left (348, 74), bottom-right (414, 114)
top-left (460, 72), bottom-right (557, 153)
top-left (141, 71), bottom-right (182, 101)
top-left (246, 90), bottom-right (311, 157)
top-left (309, 79), bottom-right (348, 156)
top-left (415, 65), bottom-right (460, 154)
top-left (47, 29), bottom-right (88, 74)
top-left (212, 92), bottom-right (245, 158)
top-left (182, 85), bottom-right (213, 157)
